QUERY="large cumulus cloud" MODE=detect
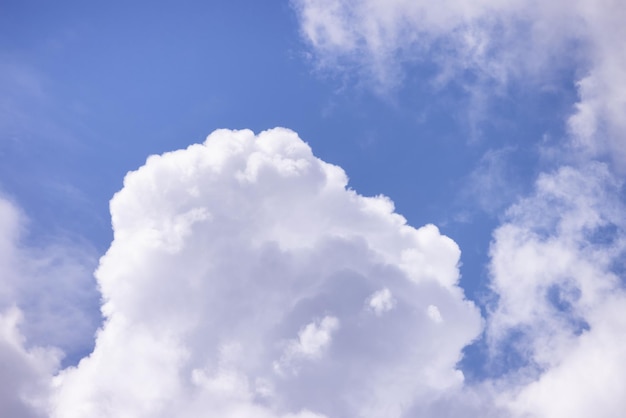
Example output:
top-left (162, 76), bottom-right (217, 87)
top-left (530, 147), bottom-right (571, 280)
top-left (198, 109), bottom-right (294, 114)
top-left (52, 128), bottom-right (482, 418)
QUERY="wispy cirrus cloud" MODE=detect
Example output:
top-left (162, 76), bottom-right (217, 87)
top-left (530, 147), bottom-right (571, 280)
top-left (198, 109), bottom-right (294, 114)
top-left (293, 0), bottom-right (626, 160)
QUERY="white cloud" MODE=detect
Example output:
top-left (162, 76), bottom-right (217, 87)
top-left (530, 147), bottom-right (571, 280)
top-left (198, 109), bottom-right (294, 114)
top-left (565, 0), bottom-right (626, 167)
top-left (0, 195), bottom-right (102, 414)
top-left (293, 0), bottom-right (626, 164)
top-left (368, 288), bottom-right (395, 315)
top-left (52, 128), bottom-right (482, 418)
top-left (486, 162), bottom-right (626, 417)
top-left (293, 0), bottom-right (551, 89)
top-left (275, 316), bottom-right (340, 375)
top-left (426, 305), bottom-right (443, 324)
top-left (0, 196), bottom-right (100, 360)
top-left (288, 316), bottom-right (339, 359)
top-left (0, 194), bottom-right (101, 417)
top-left (293, 0), bottom-right (584, 77)
top-left (0, 307), bottom-right (60, 418)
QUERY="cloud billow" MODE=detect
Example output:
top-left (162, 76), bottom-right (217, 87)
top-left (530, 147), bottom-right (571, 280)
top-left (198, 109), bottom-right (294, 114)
top-left (52, 128), bottom-right (482, 418)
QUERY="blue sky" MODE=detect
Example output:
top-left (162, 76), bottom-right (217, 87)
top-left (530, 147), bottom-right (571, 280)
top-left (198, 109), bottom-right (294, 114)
top-left (2, 1), bottom-right (626, 417)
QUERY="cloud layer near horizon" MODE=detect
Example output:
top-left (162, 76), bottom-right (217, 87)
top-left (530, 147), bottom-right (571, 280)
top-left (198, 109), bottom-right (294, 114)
top-left (50, 128), bottom-right (483, 418)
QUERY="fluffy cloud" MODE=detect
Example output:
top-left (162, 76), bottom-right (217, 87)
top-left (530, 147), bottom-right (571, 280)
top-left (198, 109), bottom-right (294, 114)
top-left (0, 307), bottom-right (60, 418)
top-left (486, 163), bottom-right (626, 417)
top-left (368, 288), bottom-right (395, 316)
top-left (52, 128), bottom-right (482, 418)
top-left (0, 196), bottom-right (99, 417)
top-left (0, 197), bottom-right (100, 361)
top-left (565, 0), bottom-right (626, 165)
